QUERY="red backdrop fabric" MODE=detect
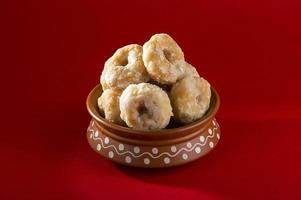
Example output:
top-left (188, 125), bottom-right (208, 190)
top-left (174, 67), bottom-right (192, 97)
top-left (1, 0), bottom-right (301, 199)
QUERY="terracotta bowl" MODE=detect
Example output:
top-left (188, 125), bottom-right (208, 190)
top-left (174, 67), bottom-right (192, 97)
top-left (86, 84), bottom-right (221, 168)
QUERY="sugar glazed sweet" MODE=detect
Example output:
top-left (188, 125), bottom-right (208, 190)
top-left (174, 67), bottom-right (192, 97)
top-left (98, 33), bottom-right (212, 130)
top-left (120, 83), bottom-right (173, 130)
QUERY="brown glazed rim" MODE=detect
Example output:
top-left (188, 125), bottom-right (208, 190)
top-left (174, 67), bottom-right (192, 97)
top-left (86, 84), bottom-right (220, 145)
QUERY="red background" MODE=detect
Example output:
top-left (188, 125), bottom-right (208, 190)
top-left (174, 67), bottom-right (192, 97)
top-left (1, 0), bottom-right (301, 199)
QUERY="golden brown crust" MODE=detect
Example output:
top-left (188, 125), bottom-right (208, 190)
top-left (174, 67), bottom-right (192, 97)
top-left (101, 44), bottom-right (150, 90)
top-left (143, 34), bottom-right (185, 85)
top-left (182, 62), bottom-right (200, 78)
top-left (97, 89), bottom-right (125, 125)
top-left (170, 76), bottom-right (211, 124)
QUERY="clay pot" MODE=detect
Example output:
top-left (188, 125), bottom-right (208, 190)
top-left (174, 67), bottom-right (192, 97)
top-left (86, 84), bottom-right (221, 168)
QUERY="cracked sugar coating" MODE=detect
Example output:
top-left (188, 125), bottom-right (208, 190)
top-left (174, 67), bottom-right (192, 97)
top-left (143, 33), bottom-right (186, 85)
top-left (101, 44), bottom-right (149, 91)
top-left (170, 76), bottom-right (211, 124)
top-left (97, 89), bottom-right (124, 125)
top-left (120, 83), bottom-right (173, 130)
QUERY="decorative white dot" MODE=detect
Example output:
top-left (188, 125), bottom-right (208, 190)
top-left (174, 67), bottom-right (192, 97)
top-left (104, 137), bottom-right (109, 144)
top-left (182, 153), bottom-right (188, 160)
top-left (200, 136), bottom-right (205, 143)
top-left (108, 151), bottom-right (114, 158)
top-left (209, 142), bottom-right (214, 148)
top-left (118, 144), bottom-right (124, 151)
top-left (164, 157), bottom-right (170, 164)
top-left (97, 144), bottom-right (101, 151)
top-left (212, 120), bottom-right (216, 126)
top-left (94, 131), bottom-right (99, 137)
top-left (217, 133), bottom-right (220, 139)
top-left (134, 146), bottom-right (140, 154)
top-left (186, 142), bottom-right (192, 148)
top-left (208, 129), bottom-right (213, 135)
top-left (171, 146), bottom-right (177, 153)
top-left (90, 134), bottom-right (93, 139)
top-left (125, 156), bottom-right (132, 163)
top-left (144, 158), bottom-right (150, 165)
top-left (195, 147), bottom-right (201, 154)
top-left (152, 148), bottom-right (158, 154)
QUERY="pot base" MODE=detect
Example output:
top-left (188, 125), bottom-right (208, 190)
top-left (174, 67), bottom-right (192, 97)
top-left (87, 118), bottom-right (221, 168)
